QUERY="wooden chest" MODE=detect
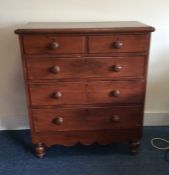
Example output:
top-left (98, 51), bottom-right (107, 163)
top-left (15, 21), bottom-right (155, 158)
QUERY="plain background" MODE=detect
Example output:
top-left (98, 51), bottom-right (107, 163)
top-left (0, 0), bottom-right (169, 129)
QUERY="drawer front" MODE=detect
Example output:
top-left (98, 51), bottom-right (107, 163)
top-left (89, 34), bottom-right (149, 53)
top-left (32, 106), bottom-right (143, 132)
top-left (27, 56), bottom-right (145, 79)
top-left (29, 80), bottom-right (144, 106)
top-left (23, 35), bottom-right (86, 54)
top-left (88, 80), bottom-right (144, 104)
top-left (29, 82), bottom-right (87, 106)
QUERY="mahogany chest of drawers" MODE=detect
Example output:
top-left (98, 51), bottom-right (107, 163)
top-left (15, 21), bottom-right (155, 158)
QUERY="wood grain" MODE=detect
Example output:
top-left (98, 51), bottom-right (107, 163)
top-left (15, 21), bottom-right (155, 34)
top-left (23, 35), bottom-right (86, 54)
top-left (29, 80), bottom-right (144, 106)
top-left (15, 21), bottom-right (154, 157)
top-left (88, 80), bottom-right (144, 104)
top-left (29, 82), bottom-right (87, 106)
top-left (27, 56), bottom-right (146, 80)
top-left (31, 129), bottom-right (143, 147)
top-left (89, 34), bottom-right (149, 53)
top-left (32, 106), bottom-right (142, 132)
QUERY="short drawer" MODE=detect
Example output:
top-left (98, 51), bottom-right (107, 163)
top-left (22, 35), bottom-right (86, 54)
top-left (88, 80), bottom-right (144, 104)
top-left (29, 82), bottom-right (87, 106)
top-left (89, 34), bottom-right (149, 53)
top-left (32, 106), bottom-right (143, 132)
top-left (27, 56), bottom-right (145, 79)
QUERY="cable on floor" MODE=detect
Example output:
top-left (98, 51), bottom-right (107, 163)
top-left (151, 138), bottom-right (169, 163)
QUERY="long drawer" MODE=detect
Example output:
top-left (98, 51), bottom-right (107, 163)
top-left (27, 56), bottom-right (145, 79)
top-left (32, 106), bottom-right (143, 132)
top-left (29, 80), bottom-right (144, 106)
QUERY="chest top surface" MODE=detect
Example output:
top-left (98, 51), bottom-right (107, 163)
top-left (15, 21), bottom-right (155, 34)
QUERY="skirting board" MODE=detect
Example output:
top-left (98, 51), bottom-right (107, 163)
top-left (144, 112), bottom-right (169, 126)
top-left (0, 112), bottom-right (169, 130)
top-left (0, 114), bottom-right (29, 130)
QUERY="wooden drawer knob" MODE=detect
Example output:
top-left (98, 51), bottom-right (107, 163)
top-left (52, 91), bottom-right (62, 99)
top-left (112, 65), bottom-right (122, 72)
top-left (50, 66), bottom-right (60, 74)
top-left (113, 41), bottom-right (123, 49)
top-left (49, 42), bottom-right (59, 50)
top-left (53, 117), bottom-right (63, 125)
top-left (111, 90), bottom-right (121, 97)
top-left (111, 115), bottom-right (120, 123)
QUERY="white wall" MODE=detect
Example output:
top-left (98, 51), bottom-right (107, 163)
top-left (0, 0), bottom-right (169, 129)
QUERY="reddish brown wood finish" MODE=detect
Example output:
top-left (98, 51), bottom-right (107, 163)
top-left (129, 140), bottom-right (141, 155)
top-left (87, 80), bottom-right (145, 104)
top-left (89, 34), bottom-right (149, 53)
top-left (23, 35), bottom-right (86, 54)
top-left (35, 143), bottom-right (46, 158)
top-left (27, 56), bottom-right (146, 80)
top-left (32, 106), bottom-right (142, 132)
top-left (31, 129), bottom-right (143, 147)
top-left (29, 82), bottom-right (87, 106)
top-left (15, 21), bottom-right (154, 158)
top-left (15, 21), bottom-right (155, 34)
top-left (29, 80), bottom-right (144, 106)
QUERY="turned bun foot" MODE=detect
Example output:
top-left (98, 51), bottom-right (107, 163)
top-left (129, 140), bottom-right (140, 155)
top-left (35, 143), bottom-right (46, 158)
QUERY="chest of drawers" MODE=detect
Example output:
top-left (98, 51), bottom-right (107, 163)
top-left (15, 21), bottom-right (154, 158)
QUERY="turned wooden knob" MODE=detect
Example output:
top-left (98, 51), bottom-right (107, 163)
top-left (53, 117), bottom-right (63, 125)
top-left (49, 42), bottom-right (59, 50)
top-left (50, 66), bottom-right (60, 74)
top-left (111, 90), bottom-right (121, 97)
top-left (112, 65), bottom-right (122, 72)
top-left (111, 115), bottom-right (120, 123)
top-left (52, 91), bottom-right (62, 99)
top-left (113, 41), bottom-right (123, 49)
